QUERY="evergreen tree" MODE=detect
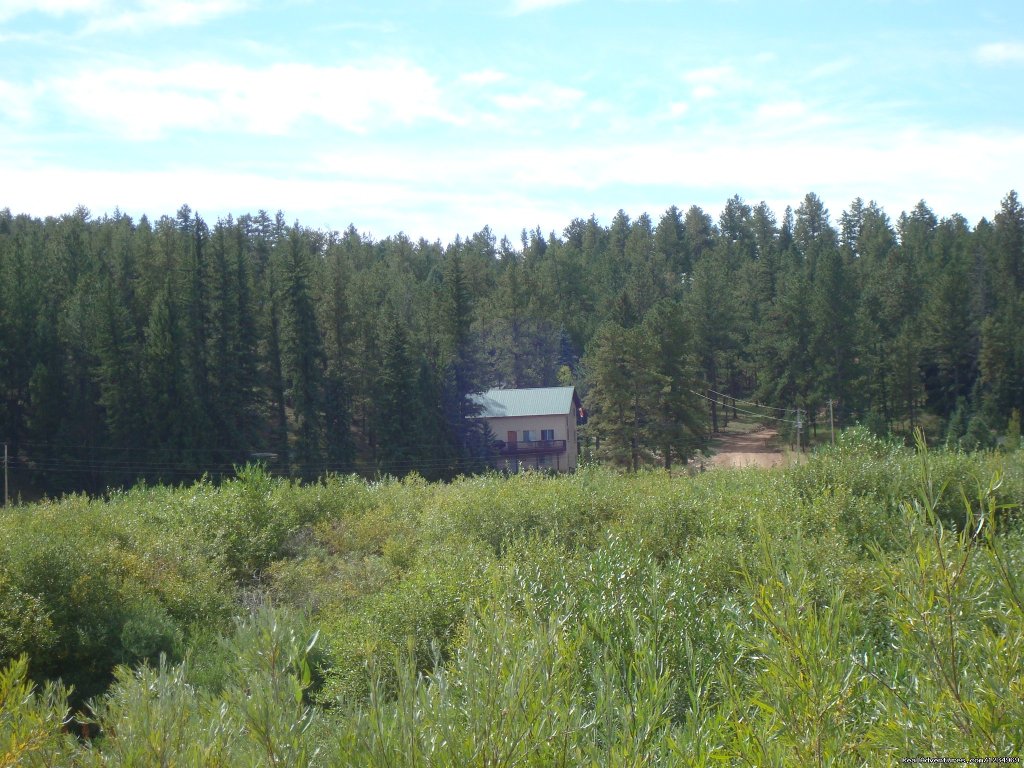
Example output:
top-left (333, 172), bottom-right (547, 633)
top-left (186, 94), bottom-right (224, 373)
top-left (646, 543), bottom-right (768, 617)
top-left (91, 270), bottom-right (143, 459)
top-left (683, 206), bottom-right (715, 265)
top-left (373, 315), bottom-right (420, 477)
top-left (922, 216), bottom-right (977, 415)
top-left (587, 321), bottom-right (663, 470)
top-left (141, 284), bottom-right (192, 464)
top-left (206, 219), bottom-right (255, 456)
top-left (321, 234), bottom-right (356, 471)
top-left (181, 208), bottom-right (213, 443)
top-left (624, 212), bottom-right (664, 317)
top-left (654, 205), bottom-right (688, 276)
top-left (280, 227), bottom-right (326, 478)
top-left (642, 300), bottom-right (707, 467)
top-left (979, 191), bottom-right (1024, 418)
top-left (810, 244), bottom-right (857, 422)
top-left (439, 246), bottom-right (485, 470)
top-left (685, 245), bottom-right (737, 432)
top-left (758, 248), bottom-right (814, 414)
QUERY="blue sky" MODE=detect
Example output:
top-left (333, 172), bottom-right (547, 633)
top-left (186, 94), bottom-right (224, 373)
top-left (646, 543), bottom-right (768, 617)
top-left (1, 0), bottom-right (1022, 242)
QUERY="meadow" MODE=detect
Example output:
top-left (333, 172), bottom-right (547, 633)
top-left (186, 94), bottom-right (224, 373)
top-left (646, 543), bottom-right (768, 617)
top-left (1, 428), bottom-right (1022, 766)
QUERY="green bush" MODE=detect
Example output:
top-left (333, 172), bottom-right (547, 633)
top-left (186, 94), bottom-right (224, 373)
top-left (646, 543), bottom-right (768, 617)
top-left (319, 537), bottom-right (494, 705)
top-left (0, 442), bottom-right (1022, 764)
top-left (0, 573), bottom-right (55, 666)
top-left (0, 655), bottom-right (76, 766)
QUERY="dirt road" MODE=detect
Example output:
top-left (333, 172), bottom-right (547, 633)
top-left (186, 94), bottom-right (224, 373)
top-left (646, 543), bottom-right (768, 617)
top-left (707, 425), bottom-right (786, 468)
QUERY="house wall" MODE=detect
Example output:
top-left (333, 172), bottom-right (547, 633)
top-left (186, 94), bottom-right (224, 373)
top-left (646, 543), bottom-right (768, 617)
top-left (482, 412), bottom-right (578, 472)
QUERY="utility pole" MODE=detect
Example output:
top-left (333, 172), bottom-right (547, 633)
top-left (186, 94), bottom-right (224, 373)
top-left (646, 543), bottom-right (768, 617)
top-left (795, 410), bottom-right (803, 453)
top-left (829, 399), bottom-right (835, 445)
top-left (3, 442), bottom-right (8, 508)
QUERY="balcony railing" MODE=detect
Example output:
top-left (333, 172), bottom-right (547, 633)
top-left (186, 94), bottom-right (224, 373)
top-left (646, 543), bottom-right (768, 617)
top-left (499, 439), bottom-right (567, 456)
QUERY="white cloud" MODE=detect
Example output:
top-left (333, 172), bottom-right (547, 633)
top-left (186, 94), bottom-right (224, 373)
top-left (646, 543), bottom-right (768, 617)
top-left (0, 0), bottom-right (105, 21)
top-left (308, 125), bottom-right (1024, 236)
top-left (509, 0), bottom-right (581, 14)
top-left (668, 101), bottom-right (689, 118)
top-left (0, 0), bottom-right (246, 30)
top-left (460, 69), bottom-right (508, 86)
top-left (52, 60), bottom-right (451, 139)
top-left (3, 124), bottom-right (1022, 242)
top-left (82, 0), bottom-right (246, 33)
top-left (491, 83), bottom-right (584, 112)
top-left (683, 65), bottom-right (739, 100)
top-left (0, 79), bottom-right (33, 121)
top-left (754, 100), bottom-right (807, 121)
top-left (683, 65), bottom-right (734, 83)
top-left (976, 42), bottom-right (1024, 65)
top-left (808, 57), bottom-right (855, 80)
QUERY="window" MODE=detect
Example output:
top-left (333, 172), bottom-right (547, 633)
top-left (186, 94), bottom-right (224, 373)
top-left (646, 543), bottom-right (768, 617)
top-left (522, 430), bottom-right (536, 442)
top-left (538, 454), bottom-right (552, 468)
top-left (541, 429), bottom-right (555, 441)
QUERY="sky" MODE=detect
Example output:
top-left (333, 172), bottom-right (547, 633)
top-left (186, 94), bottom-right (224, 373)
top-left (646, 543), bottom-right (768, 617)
top-left (1, 0), bottom-right (1023, 243)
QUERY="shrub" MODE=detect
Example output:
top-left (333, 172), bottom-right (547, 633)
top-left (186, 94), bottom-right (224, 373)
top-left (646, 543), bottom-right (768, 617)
top-left (0, 656), bottom-right (75, 766)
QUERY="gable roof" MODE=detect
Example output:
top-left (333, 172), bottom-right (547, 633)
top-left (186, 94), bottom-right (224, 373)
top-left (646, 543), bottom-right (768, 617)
top-left (470, 386), bottom-right (579, 419)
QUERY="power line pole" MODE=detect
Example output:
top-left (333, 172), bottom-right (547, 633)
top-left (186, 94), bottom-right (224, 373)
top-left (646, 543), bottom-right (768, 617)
top-left (829, 399), bottom-right (835, 445)
top-left (3, 442), bottom-right (8, 508)
top-left (795, 409), bottom-right (803, 453)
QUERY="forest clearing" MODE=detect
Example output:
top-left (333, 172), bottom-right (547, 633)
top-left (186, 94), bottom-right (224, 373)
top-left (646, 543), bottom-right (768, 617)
top-left (708, 423), bottom-right (785, 468)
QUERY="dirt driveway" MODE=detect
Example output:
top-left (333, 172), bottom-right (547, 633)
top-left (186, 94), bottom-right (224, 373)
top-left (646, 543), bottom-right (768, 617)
top-left (707, 425), bottom-right (786, 468)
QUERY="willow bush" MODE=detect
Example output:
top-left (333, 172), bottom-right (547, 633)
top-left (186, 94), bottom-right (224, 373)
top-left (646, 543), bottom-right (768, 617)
top-left (0, 437), bottom-right (1022, 765)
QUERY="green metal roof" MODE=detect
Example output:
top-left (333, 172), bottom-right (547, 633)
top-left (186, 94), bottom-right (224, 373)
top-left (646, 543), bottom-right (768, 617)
top-left (471, 386), bottom-right (578, 418)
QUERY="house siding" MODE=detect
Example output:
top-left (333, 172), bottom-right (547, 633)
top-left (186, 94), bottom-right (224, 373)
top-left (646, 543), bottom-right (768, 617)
top-left (482, 413), bottom-right (579, 472)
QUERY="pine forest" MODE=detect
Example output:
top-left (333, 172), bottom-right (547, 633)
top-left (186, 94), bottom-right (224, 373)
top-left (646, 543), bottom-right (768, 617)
top-left (2, 190), bottom-right (1024, 495)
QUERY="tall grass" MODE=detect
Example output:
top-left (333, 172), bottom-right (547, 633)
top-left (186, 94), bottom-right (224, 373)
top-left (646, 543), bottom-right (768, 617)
top-left (0, 435), bottom-right (1022, 765)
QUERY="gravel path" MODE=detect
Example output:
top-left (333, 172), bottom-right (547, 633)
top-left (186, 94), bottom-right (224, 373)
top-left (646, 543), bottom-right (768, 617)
top-left (707, 425), bottom-right (786, 468)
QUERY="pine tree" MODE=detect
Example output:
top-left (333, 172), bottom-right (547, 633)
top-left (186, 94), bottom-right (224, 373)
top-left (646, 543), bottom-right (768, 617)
top-left (979, 191), bottom-right (1024, 417)
top-left (373, 315), bottom-right (419, 477)
top-left (280, 226), bottom-right (326, 478)
top-left (181, 208), bottom-right (213, 443)
top-left (655, 205), bottom-right (688, 277)
top-left (685, 244), bottom-right (737, 432)
top-left (683, 206), bottom-right (715, 265)
top-left (642, 300), bottom-right (707, 467)
top-left (206, 219), bottom-right (254, 456)
top-left (587, 321), bottom-right (663, 470)
top-left (624, 212), bottom-right (664, 317)
top-left (439, 246), bottom-right (485, 470)
top-left (141, 284), bottom-right (192, 466)
top-left (91, 270), bottom-right (142, 461)
top-left (321, 235), bottom-right (356, 471)
top-left (810, 244), bottom-right (857, 422)
top-left (489, 253), bottom-right (530, 387)
top-left (922, 216), bottom-right (977, 415)
top-left (758, 248), bottom-right (814, 414)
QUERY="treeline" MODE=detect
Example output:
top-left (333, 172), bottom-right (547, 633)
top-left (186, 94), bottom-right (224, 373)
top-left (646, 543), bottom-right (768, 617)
top-left (1, 191), bottom-right (1023, 493)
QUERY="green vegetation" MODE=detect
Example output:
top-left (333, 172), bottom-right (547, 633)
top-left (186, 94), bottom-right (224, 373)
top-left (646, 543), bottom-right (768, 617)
top-left (3, 191), bottom-right (1024, 494)
top-left (2, 433), bottom-right (1023, 765)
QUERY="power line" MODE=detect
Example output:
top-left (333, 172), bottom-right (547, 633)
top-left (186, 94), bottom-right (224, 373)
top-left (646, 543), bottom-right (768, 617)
top-left (688, 390), bottom-right (801, 425)
top-left (18, 439), bottom-right (262, 457)
top-left (10, 449), bottom-right (498, 479)
top-left (704, 388), bottom-right (794, 414)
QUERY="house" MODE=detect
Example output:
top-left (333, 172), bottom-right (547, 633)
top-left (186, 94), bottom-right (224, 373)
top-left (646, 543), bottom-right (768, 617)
top-left (470, 386), bottom-right (584, 473)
